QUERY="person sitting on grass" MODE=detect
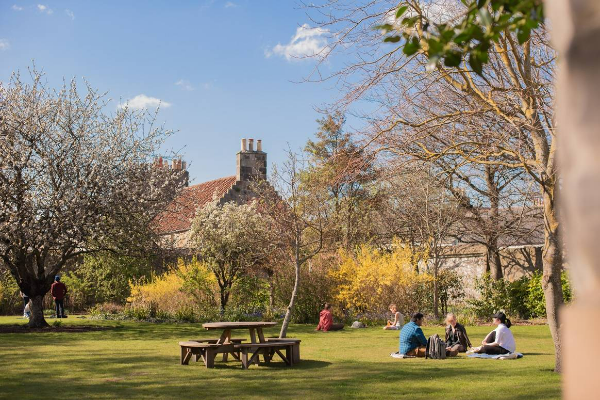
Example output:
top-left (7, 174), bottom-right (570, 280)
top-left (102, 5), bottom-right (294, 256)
top-left (316, 303), bottom-right (344, 331)
top-left (383, 304), bottom-right (404, 330)
top-left (399, 312), bottom-right (427, 357)
top-left (445, 312), bottom-right (471, 356)
top-left (473, 312), bottom-right (515, 355)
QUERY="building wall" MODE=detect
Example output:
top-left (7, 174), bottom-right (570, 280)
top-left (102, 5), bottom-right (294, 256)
top-left (432, 245), bottom-right (544, 297)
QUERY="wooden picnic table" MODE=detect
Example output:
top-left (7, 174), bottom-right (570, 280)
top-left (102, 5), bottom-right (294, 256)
top-left (180, 321), bottom-right (299, 368)
top-left (202, 321), bottom-right (277, 345)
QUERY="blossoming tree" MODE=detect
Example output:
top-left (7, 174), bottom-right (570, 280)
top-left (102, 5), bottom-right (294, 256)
top-left (0, 71), bottom-right (186, 327)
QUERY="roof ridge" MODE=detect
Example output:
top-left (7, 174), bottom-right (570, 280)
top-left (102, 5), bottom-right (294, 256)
top-left (186, 175), bottom-right (236, 189)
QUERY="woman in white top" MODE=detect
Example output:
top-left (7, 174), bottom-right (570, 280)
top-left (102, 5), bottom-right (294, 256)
top-left (383, 304), bottom-right (404, 330)
top-left (475, 312), bottom-right (516, 355)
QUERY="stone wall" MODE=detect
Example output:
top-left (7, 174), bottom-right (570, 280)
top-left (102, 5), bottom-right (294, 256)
top-left (432, 244), bottom-right (544, 297)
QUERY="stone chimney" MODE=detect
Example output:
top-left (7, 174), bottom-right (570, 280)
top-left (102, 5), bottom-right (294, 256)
top-left (237, 138), bottom-right (267, 182)
top-left (170, 158), bottom-right (189, 187)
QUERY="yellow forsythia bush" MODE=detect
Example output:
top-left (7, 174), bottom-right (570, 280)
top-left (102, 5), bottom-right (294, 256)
top-left (331, 239), bottom-right (433, 314)
top-left (128, 258), bottom-right (218, 314)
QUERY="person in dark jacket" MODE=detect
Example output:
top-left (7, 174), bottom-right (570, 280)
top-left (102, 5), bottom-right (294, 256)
top-left (445, 313), bottom-right (472, 356)
top-left (50, 276), bottom-right (68, 318)
top-left (315, 303), bottom-right (344, 331)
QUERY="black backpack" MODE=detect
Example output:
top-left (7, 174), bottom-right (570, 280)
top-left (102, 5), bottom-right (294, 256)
top-left (426, 334), bottom-right (447, 359)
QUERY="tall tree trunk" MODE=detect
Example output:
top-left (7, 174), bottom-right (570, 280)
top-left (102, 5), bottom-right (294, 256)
top-left (219, 285), bottom-right (230, 314)
top-left (542, 188), bottom-right (564, 373)
top-left (433, 259), bottom-right (439, 318)
top-left (410, 232), bottom-right (419, 273)
top-left (485, 165), bottom-right (503, 280)
top-left (280, 252), bottom-right (301, 338)
top-left (549, 0), bottom-right (600, 392)
top-left (28, 295), bottom-right (49, 328)
top-left (487, 239), bottom-right (503, 280)
top-left (268, 279), bottom-right (275, 315)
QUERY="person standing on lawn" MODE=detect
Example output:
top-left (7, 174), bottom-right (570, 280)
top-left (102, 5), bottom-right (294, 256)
top-left (399, 312), bottom-right (427, 356)
top-left (445, 313), bottom-right (472, 356)
top-left (316, 303), bottom-right (344, 331)
top-left (50, 275), bottom-right (68, 318)
top-left (473, 312), bottom-right (515, 355)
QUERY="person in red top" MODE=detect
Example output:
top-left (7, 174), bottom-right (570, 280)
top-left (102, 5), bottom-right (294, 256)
top-left (50, 275), bottom-right (68, 318)
top-left (315, 303), bottom-right (344, 331)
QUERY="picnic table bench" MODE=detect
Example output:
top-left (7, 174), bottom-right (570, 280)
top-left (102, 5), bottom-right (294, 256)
top-left (234, 342), bottom-right (294, 369)
top-left (266, 337), bottom-right (301, 364)
top-left (179, 341), bottom-right (229, 367)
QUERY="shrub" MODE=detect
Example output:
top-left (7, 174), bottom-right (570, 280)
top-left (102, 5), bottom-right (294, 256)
top-left (61, 273), bottom-right (90, 312)
top-left (176, 257), bottom-right (219, 308)
top-left (274, 254), bottom-right (337, 324)
top-left (89, 303), bottom-right (125, 320)
top-left (526, 271), bottom-right (573, 318)
top-left (469, 271), bottom-right (573, 320)
top-left (63, 252), bottom-right (153, 311)
top-left (437, 269), bottom-right (465, 316)
top-left (0, 268), bottom-right (20, 315)
top-left (469, 274), bottom-right (519, 319)
top-left (331, 240), bottom-right (434, 316)
top-left (228, 275), bottom-right (270, 313)
top-left (128, 258), bottom-right (218, 315)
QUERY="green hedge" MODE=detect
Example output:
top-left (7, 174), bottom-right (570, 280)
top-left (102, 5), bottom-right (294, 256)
top-left (469, 271), bottom-right (572, 320)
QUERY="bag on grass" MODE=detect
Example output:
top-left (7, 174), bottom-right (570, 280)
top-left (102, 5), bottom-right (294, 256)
top-left (426, 334), bottom-right (446, 359)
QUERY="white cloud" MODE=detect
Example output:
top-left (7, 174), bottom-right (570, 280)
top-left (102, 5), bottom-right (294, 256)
top-left (175, 79), bottom-right (194, 91)
top-left (12, 5), bottom-right (23, 11)
top-left (118, 95), bottom-right (171, 110)
top-left (224, 2), bottom-right (237, 8)
top-left (37, 4), bottom-right (53, 14)
top-left (384, 0), bottom-right (460, 26)
top-left (267, 24), bottom-right (329, 62)
top-left (0, 39), bottom-right (10, 51)
top-left (423, 0), bottom-right (461, 24)
top-left (65, 9), bottom-right (75, 20)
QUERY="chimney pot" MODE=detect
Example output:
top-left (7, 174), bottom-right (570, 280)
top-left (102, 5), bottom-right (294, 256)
top-left (257, 139), bottom-right (262, 152)
top-left (241, 138), bottom-right (247, 152)
top-left (248, 138), bottom-right (254, 152)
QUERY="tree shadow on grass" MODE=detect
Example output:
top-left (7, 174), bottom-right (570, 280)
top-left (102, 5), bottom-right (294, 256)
top-left (0, 324), bottom-right (114, 334)
top-left (243, 359), bottom-right (331, 370)
top-left (0, 349), bottom-right (561, 400)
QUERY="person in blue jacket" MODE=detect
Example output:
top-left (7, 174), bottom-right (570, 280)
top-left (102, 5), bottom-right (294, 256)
top-left (399, 312), bottom-right (428, 357)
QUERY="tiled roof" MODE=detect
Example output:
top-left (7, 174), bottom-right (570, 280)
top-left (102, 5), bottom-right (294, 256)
top-left (154, 176), bottom-right (237, 234)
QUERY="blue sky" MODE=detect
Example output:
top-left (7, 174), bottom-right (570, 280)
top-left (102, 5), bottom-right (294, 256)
top-left (0, 0), bottom-right (342, 184)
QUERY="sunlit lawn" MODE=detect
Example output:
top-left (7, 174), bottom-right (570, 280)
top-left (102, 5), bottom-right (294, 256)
top-left (0, 316), bottom-right (560, 399)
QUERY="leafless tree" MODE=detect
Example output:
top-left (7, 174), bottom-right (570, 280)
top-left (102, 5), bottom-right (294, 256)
top-left (305, 0), bottom-right (563, 371)
top-left (379, 164), bottom-right (460, 317)
top-left (440, 162), bottom-right (541, 279)
top-left (256, 149), bottom-right (326, 338)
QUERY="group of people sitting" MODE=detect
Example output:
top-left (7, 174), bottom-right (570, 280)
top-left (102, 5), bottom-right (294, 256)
top-left (399, 310), bottom-right (515, 357)
top-left (315, 302), bottom-right (517, 357)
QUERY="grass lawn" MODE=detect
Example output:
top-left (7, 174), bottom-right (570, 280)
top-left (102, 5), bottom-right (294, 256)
top-left (0, 316), bottom-right (561, 399)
